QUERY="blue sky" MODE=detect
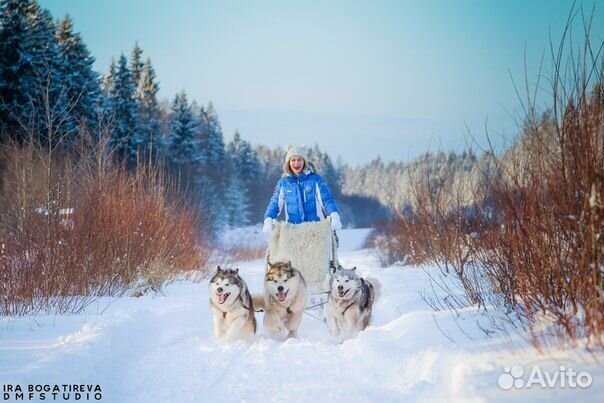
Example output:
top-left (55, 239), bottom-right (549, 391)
top-left (40, 0), bottom-right (603, 164)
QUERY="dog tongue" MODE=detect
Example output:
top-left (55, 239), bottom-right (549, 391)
top-left (277, 291), bottom-right (287, 302)
top-left (218, 293), bottom-right (229, 304)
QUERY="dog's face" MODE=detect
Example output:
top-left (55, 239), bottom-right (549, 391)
top-left (265, 261), bottom-right (299, 303)
top-left (209, 266), bottom-right (242, 307)
top-left (329, 265), bottom-right (360, 300)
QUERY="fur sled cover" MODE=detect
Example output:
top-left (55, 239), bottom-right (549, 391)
top-left (267, 220), bottom-right (334, 294)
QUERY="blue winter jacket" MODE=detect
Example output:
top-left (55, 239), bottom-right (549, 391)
top-left (264, 170), bottom-right (339, 224)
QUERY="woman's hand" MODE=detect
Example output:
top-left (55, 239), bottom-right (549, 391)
top-left (329, 212), bottom-right (342, 231)
top-left (262, 217), bottom-right (274, 234)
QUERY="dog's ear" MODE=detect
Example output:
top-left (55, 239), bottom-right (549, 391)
top-left (216, 265), bottom-right (222, 273)
top-left (329, 260), bottom-right (337, 274)
top-left (287, 260), bottom-right (292, 268)
top-left (351, 266), bottom-right (357, 271)
top-left (233, 268), bottom-right (239, 275)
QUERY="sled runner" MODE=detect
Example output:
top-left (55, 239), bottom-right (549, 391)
top-left (266, 219), bottom-right (339, 321)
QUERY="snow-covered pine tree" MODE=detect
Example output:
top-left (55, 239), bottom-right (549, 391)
top-left (0, 0), bottom-right (33, 142)
top-left (55, 14), bottom-right (101, 143)
top-left (25, 4), bottom-right (65, 144)
top-left (109, 54), bottom-right (140, 167)
top-left (202, 102), bottom-right (226, 170)
top-left (307, 144), bottom-right (340, 196)
top-left (226, 131), bottom-right (259, 186)
top-left (248, 144), bottom-right (283, 222)
top-left (136, 57), bottom-right (161, 162)
top-left (167, 91), bottom-right (200, 167)
top-left (197, 104), bottom-right (210, 160)
top-left (99, 57), bottom-right (116, 132)
top-left (130, 42), bottom-right (143, 85)
top-left (197, 102), bottom-right (229, 229)
top-left (167, 92), bottom-right (228, 230)
top-left (0, 0), bottom-right (64, 144)
top-left (101, 58), bottom-right (116, 97)
top-left (223, 167), bottom-right (251, 227)
top-left (255, 145), bottom-right (283, 179)
top-left (224, 131), bottom-right (259, 225)
top-left (195, 174), bottom-right (225, 235)
top-left (156, 98), bottom-right (172, 157)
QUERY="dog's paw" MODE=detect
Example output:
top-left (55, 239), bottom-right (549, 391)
top-left (266, 329), bottom-right (288, 342)
top-left (337, 335), bottom-right (350, 344)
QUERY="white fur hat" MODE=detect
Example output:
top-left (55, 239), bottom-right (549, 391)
top-left (284, 145), bottom-right (308, 163)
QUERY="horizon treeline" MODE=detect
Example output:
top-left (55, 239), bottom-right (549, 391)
top-left (0, 0), bottom-right (522, 233)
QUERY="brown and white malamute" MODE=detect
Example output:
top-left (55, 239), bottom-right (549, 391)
top-left (253, 261), bottom-right (307, 340)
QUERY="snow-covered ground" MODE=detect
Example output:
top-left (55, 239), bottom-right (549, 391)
top-left (1, 228), bottom-right (602, 403)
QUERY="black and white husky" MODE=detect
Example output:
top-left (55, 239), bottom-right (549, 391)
top-left (208, 266), bottom-right (256, 341)
top-left (325, 263), bottom-right (381, 341)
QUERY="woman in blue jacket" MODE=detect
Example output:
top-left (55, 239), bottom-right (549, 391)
top-left (263, 145), bottom-right (342, 234)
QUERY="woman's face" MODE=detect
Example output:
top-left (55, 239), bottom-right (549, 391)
top-left (289, 156), bottom-right (305, 174)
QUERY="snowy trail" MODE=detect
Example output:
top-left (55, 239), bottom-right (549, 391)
top-left (1, 228), bottom-right (603, 403)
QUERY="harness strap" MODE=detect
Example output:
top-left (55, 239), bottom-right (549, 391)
top-left (341, 289), bottom-right (360, 316)
top-left (221, 292), bottom-right (265, 319)
top-left (223, 304), bottom-right (263, 317)
top-left (341, 301), bottom-right (355, 316)
top-left (239, 294), bottom-right (264, 313)
top-left (244, 304), bottom-right (264, 313)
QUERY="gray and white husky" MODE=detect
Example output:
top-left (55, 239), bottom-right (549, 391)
top-left (325, 263), bottom-right (381, 341)
top-left (253, 261), bottom-right (307, 340)
top-left (208, 266), bottom-right (256, 341)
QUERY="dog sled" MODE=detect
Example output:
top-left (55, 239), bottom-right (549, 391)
top-left (266, 219), bottom-right (338, 321)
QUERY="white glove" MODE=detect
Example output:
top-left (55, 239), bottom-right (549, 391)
top-left (262, 217), bottom-right (274, 234)
top-left (330, 212), bottom-right (342, 231)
